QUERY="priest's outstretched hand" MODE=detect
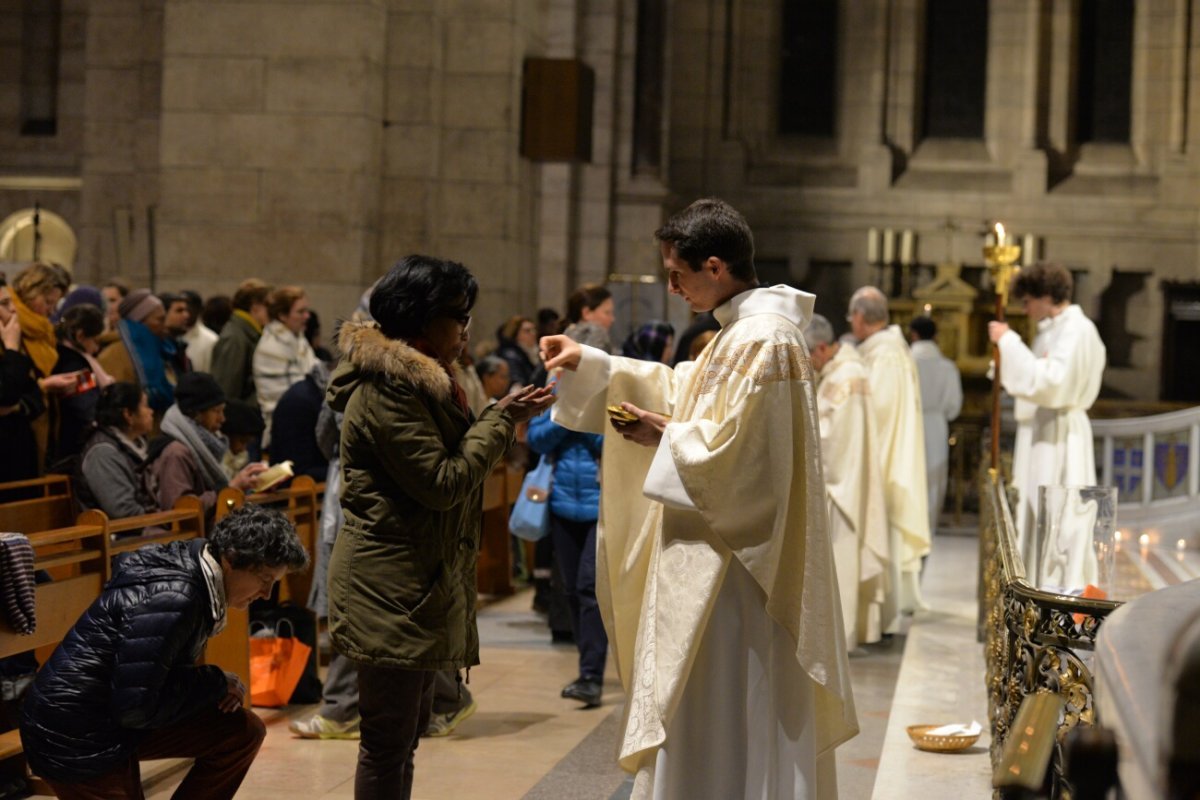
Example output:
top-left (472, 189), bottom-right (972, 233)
top-left (540, 334), bottom-right (581, 371)
top-left (610, 402), bottom-right (669, 447)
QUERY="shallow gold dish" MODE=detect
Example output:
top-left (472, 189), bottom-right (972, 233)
top-left (606, 405), bottom-right (639, 424)
top-left (905, 724), bottom-right (981, 753)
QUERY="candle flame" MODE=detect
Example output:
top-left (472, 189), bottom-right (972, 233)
top-left (1138, 533), bottom-right (1150, 547)
top-left (1177, 539), bottom-right (1187, 551)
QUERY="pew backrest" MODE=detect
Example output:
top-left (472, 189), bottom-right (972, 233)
top-left (0, 475), bottom-right (74, 535)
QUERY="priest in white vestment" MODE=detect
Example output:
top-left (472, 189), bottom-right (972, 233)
top-left (988, 262), bottom-right (1106, 585)
top-left (849, 287), bottom-right (931, 614)
top-left (805, 314), bottom-right (891, 649)
top-left (541, 199), bottom-right (857, 800)
top-left (907, 316), bottom-right (963, 536)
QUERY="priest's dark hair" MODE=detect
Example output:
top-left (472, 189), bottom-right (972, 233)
top-left (655, 198), bottom-right (757, 283)
top-left (1012, 262), bottom-right (1073, 305)
top-left (370, 254), bottom-right (478, 341)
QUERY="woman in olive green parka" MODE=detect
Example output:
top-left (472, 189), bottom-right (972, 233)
top-left (326, 255), bottom-right (554, 800)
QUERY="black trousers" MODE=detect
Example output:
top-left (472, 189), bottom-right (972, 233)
top-left (355, 665), bottom-right (435, 800)
top-left (550, 513), bottom-right (608, 682)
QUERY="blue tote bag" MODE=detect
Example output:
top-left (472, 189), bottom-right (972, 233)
top-left (508, 456), bottom-right (553, 542)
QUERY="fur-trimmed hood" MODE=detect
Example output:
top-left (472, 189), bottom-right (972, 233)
top-left (327, 320), bottom-right (451, 412)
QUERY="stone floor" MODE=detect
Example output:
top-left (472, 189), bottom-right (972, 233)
top-left (30, 529), bottom-right (990, 799)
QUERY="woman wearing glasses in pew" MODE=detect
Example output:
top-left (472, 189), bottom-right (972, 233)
top-left (76, 382), bottom-right (159, 520)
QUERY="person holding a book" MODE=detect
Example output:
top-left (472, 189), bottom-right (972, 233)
top-left (150, 371), bottom-right (269, 518)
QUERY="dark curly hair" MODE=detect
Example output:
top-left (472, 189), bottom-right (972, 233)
top-left (1013, 262), bottom-right (1073, 305)
top-left (370, 254), bottom-right (478, 340)
top-left (207, 505), bottom-right (309, 572)
top-left (654, 198), bottom-right (757, 283)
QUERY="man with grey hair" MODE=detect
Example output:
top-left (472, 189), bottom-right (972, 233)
top-left (806, 314), bottom-right (892, 649)
top-left (847, 287), bottom-right (930, 615)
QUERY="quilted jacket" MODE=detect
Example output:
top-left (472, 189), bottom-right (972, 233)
top-left (19, 538), bottom-right (226, 782)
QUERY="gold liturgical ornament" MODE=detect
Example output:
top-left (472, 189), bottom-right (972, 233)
top-left (984, 221), bottom-right (1021, 473)
top-left (606, 405), bottom-right (639, 424)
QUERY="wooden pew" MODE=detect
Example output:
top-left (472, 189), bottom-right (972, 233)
top-left (477, 463), bottom-right (522, 596)
top-left (77, 496), bottom-right (206, 581)
top-left (0, 475), bottom-right (74, 534)
top-left (0, 522), bottom-right (107, 782)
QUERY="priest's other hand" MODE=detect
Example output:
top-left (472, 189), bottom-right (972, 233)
top-left (611, 402), bottom-right (668, 447)
top-left (540, 335), bottom-right (581, 371)
top-left (987, 321), bottom-right (1010, 344)
top-left (497, 383), bottom-right (557, 423)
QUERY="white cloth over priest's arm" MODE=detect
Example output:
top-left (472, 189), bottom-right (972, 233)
top-left (551, 344), bottom-right (612, 434)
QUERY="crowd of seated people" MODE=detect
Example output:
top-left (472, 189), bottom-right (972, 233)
top-left (0, 265), bottom-right (340, 524)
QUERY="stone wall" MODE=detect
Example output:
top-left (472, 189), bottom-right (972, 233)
top-left (659, 0), bottom-right (1200, 400)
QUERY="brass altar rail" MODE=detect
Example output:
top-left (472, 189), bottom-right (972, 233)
top-left (982, 468), bottom-right (1121, 799)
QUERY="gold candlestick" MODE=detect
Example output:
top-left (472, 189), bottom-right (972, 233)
top-left (984, 223), bottom-right (1021, 472)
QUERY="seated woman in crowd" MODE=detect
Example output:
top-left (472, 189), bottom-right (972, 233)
top-left (98, 289), bottom-right (178, 414)
top-left (151, 372), bottom-right (267, 517)
top-left (494, 315), bottom-right (538, 387)
top-left (10, 263), bottom-right (76, 470)
top-left (52, 303), bottom-right (114, 464)
top-left (78, 382), bottom-right (158, 519)
top-left (253, 285), bottom-right (316, 447)
top-left (620, 320), bottom-right (675, 364)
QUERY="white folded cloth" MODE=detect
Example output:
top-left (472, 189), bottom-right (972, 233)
top-left (926, 721), bottom-right (982, 737)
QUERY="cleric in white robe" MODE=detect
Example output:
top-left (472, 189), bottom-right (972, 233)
top-left (541, 199), bottom-right (857, 800)
top-left (908, 316), bottom-right (963, 536)
top-left (806, 314), bottom-right (891, 650)
top-left (849, 287), bottom-right (931, 614)
top-left (988, 262), bottom-right (1106, 584)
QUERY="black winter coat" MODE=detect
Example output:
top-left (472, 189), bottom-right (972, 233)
top-left (19, 539), bottom-right (227, 782)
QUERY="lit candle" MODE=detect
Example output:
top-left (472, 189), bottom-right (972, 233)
top-left (1177, 539), bottom-right (1187, 552)
top-left (1139, 533), bottom-right (1150, 548)
top-left (867, 228), bottom-right (879, 264)
top-left (995, 222), bottom-right (1006, 247)
top-left (882, 229), bottom-right (895, 264)
top-left (1022, 233), bottom-right (1037, 263)
top-left (899, 230), bottom-right (915, 265)
top-left (923, 303), bottom-right (932, 315)
top-left (1114, 529), bottom-right (1124, 543)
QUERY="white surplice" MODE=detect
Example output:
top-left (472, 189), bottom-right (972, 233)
top-left (815, 343), bottom-right (890, 648)
top-left (911, 340), bottom-right (963, 535)
top-left (552, 285), bottom-right (857, 800)
top-left (856, 325), bottom-right (930, 614)
top-left (997, 304), bottom-right (1106, 578)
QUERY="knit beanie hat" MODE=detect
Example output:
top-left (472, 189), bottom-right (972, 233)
top-left (52, 285), bottom-right (104, 324)
top-left (174, 372), bottom-right (226, 416)
top-left (118, 289), bottom-right (164, 323)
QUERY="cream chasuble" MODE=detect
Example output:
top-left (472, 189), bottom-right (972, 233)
top-left (997, 304), bottom-right (1105, 581)
top-left (816, 343), bottom-right (891, 648)
top-left (552, 286), bottom-right (857, 799)
top-left (856, 325), bottom-right (930, 613)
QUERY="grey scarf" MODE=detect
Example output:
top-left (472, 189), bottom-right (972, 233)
top-left (161, 404), bottom-right (230, 492)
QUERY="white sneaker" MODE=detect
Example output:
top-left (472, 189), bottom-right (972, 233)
top-left (288, 713), bottom-right (361, 740)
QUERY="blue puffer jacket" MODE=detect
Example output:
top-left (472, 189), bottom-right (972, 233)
top-left (19, 539), bottom-right (227, 782)
top-left (528, 412), bottom-right (603, 523)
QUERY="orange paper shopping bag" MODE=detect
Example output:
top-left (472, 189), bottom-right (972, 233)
top-left (249, 619), bottom-right (312, 707)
